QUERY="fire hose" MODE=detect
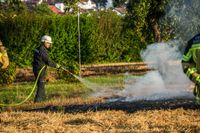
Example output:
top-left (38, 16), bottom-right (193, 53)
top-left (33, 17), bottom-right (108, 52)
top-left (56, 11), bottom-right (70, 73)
top-left (0, 65), bottom-right (76, 107)
top-left (0, 65), bottom-right (77, 107)
top-left (0, 66), bottom-right (46, 107)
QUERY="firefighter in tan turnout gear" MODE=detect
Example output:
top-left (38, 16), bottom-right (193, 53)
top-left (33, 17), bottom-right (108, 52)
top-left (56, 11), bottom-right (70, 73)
top-left (182, 33), bottom-right (200, 100)
top-left (32, 35), bottom-right (61, 102)
top-left (0, 40), bottom-right (9, 69)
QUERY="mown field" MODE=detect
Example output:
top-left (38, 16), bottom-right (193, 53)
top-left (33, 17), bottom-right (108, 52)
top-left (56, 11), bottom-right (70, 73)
top-left (0, 75), bottom-right (200, 132)
top-left (0, 99), bottom-right (200, 132)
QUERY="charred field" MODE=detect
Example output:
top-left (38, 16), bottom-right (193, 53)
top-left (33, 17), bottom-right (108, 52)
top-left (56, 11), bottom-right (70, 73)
top-left (0, 96), bottom-right (200, 132)
top-left (1, 63), bottom-right (200, 132)
top-left (25, 96), bottom-right (199, 113)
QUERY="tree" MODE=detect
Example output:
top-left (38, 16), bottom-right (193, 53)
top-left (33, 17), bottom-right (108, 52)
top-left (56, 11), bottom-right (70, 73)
top-left (126, 0), bottom-right (170, 43)
top-left (0, 0), bottom-right (28, 14)
top-left (93, 0), bottom-right (107, 8)
top-left (63, 0), bottom-right (78, 14)
top-left (113, 0), bottom-right (126, 7)
top-left (146, 0), bottom-right (170, 42)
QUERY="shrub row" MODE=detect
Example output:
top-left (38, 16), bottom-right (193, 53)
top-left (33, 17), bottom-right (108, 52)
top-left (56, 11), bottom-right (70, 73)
top-left (0, 11), bottom-right (149, 83)
top-left (0, 11), bottom-right (147, 66)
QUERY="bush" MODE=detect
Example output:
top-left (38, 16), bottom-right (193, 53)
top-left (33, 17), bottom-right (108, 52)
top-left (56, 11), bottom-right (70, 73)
top-left (0, 62), bottom-right (16, 85)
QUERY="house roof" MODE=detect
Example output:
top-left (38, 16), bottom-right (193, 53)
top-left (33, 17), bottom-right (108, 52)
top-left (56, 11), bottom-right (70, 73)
top-left (49, 5), bottom-right (62, 14)
top-left (80, 0), bottom-right (90, 2)
top-left (113, 7), bottom-right (126, 14)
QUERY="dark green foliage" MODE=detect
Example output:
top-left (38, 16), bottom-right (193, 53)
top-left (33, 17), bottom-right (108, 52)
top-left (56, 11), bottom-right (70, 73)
top-left (63, 0), bottom-right (78, 14)
top-left (0, 62), bottom-right (16, 85)
top-left (0, 0), bottom-right (175, 85)
top-left (0, 0), bottom-right (174, 83)
top-left (0, 11), bottom-right (145, 67)
top-left (57, 61), bottom-right (80, 82)
top-left (80, 11), bottom-right (129, 63)
top-left (0, 0), bottom-right (28, 15)
top-left (120, 29), bottom-right (145, 62)
top-left (64, 0), bottom-right (78, 6)
top-left (126, 0), bottom-right (170, 42)
top-left (125, 0), bottom-right (153, 43)
top-left (34, 3), bottom-right (54, 15)
top-left (0, 10), bottom-right (157, 81)
top-left (113, 0), bottom-right (127, 7)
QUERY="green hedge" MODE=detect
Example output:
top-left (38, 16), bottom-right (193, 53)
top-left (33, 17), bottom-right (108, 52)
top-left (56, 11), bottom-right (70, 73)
top-left (0, 11), bottom-right (147, 68)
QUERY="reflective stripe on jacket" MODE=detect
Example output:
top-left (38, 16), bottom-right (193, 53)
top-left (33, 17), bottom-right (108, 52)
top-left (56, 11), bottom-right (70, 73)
top-left (182, 43), bottom-right (200, 64)
top-left (182, 43), bottom-right (200, 83)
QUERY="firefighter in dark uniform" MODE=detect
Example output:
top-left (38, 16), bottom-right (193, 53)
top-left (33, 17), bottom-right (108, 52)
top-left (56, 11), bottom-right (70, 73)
top-left (33, 35), bottom-right (60, 102)
top-left (182, 33), bottom-right (200, 100)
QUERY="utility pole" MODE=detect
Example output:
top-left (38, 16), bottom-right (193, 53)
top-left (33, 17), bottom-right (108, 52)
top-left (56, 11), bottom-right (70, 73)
top-left (78, 7), bottom-right (81, 77)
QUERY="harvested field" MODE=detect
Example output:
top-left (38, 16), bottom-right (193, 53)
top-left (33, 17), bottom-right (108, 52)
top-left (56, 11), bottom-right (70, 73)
top-left (1, 62), bottom-right (200, 132)
top-left (0, 97), bottom-right (200, 132)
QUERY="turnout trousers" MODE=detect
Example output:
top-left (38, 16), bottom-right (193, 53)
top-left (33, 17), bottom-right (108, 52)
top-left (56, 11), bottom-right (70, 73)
top-left (33, 67), bottom-right (47, 102)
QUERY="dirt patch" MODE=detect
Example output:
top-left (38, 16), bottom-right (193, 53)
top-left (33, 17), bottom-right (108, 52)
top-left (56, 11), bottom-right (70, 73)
top-left (81, 62), bottom-right (150, 76)
top-left (15, 67), bottom-right (59, 82)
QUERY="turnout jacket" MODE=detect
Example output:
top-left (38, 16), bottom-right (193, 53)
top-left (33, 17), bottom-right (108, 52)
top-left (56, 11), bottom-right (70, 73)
top-left (0, 46), bottom-right (9, 69)
top-left (33, 45), bottom-right (56, 73)
top-left (182, 33), bottom-right (200, 82)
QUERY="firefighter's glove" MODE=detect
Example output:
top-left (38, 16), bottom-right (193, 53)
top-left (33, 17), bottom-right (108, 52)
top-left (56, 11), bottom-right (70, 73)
top-left (194, 83), bottom-right (200, 101)
top-left (56, 64), bottom-right (61, 69)
top-left (196, 75), bottom-right (200, 84)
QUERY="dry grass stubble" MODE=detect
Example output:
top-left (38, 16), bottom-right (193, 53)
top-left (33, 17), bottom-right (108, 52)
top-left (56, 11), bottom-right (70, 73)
top-left (0, 108), bottom-right (200, 132)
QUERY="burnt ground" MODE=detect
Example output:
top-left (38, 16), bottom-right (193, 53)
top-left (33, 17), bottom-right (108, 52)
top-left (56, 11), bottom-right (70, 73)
top-left (25, 97), bottom-right (200, 113)
top-left (17, 63), bottom-right (200, 113)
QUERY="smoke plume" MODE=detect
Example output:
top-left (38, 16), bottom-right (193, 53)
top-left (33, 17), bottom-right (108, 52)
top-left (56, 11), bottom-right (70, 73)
top-left (122, 42), bottom-right (193, 101)
top-left (161, 0), bottom-right (200, 51)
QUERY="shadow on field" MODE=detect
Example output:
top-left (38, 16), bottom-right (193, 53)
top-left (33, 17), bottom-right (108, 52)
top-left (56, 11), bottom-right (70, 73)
top-left (25, 97), bottom-right (200, 113)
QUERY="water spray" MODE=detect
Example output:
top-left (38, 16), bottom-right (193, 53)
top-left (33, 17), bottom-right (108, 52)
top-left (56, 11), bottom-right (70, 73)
top-left (60, 66), bottom-right (80, 80)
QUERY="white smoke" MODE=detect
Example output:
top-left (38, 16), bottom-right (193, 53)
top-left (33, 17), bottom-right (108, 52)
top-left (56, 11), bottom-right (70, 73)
top-left (122, 42), bottom-right (194, 101)
top-left (86, 42), bottom-right (194, 101)
top-left (161, 0), bottom-right (200, 50)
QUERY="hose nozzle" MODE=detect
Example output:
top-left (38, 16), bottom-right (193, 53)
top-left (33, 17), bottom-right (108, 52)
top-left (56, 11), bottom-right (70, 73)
top-left (60, 66), bottom-right (74, 76)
